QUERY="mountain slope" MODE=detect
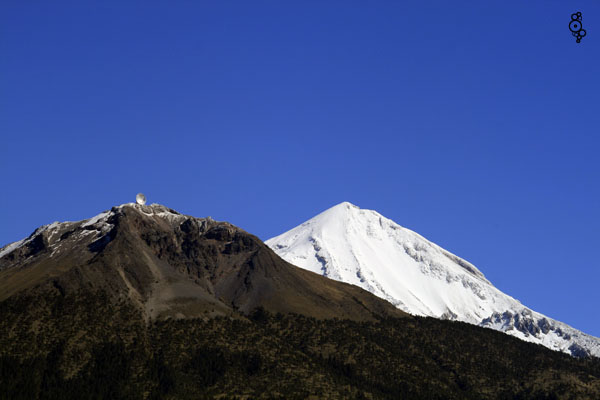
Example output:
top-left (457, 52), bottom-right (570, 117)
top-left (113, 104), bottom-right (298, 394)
top-left (266, 202), bottom-right (600, 357)
top-left (0, 203), bottom-right (406, 322)
top-left (2, 203), bottom-right (600, 399)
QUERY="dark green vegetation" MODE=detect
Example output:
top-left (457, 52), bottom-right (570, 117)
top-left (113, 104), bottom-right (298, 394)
top-left (1, 291), bottom-right (600, 399)
top-left (1, 204), bottom-right (599, 399)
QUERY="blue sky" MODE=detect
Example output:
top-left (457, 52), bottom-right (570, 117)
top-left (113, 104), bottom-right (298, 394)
top-left (1, 1), bottom-right (599, 336)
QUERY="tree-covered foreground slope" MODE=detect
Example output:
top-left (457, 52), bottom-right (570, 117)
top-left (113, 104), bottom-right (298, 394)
top-left (1, 290), bottom-right (600, 400)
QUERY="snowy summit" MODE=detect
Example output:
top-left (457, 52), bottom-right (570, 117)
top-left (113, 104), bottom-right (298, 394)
top-left (266, 202), bottom-right (600, 357)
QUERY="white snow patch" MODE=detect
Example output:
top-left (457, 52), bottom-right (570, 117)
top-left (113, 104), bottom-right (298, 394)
top-left (82, 211), bottom-right (112, 227)
top-left (0, 239), bottom-right (26, 259)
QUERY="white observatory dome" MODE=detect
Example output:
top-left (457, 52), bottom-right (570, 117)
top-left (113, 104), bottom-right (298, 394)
top-left (136, 193), bottom-right (146, 206)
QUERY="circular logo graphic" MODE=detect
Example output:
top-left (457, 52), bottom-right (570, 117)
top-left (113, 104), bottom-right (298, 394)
top-left (569, 20), bottom-right (581, 32)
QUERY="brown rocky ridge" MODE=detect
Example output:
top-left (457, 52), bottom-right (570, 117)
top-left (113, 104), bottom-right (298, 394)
top-left (0, 203), bottom-right (407, 322)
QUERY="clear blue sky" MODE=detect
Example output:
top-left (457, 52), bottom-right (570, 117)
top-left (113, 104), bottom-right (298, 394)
top-left (1, 1), bottom-right (599, 337)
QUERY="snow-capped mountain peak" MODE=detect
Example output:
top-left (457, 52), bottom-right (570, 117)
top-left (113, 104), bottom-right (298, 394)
top-left (266, 202), bottom-right (600, 357)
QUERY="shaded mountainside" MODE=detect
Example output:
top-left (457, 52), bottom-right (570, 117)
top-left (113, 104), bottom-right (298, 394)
top-left (1, 204), bottom-right (599, 399)
top-left (0, 203), bottom-right (405, 321)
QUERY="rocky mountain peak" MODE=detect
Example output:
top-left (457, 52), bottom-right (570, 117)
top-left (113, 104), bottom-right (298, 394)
top-left (0, 204), bottom-right (406, 322)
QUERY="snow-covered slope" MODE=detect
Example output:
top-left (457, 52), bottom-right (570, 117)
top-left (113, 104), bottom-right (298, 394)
top-left (266, 202), bottom-right (600, 357)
